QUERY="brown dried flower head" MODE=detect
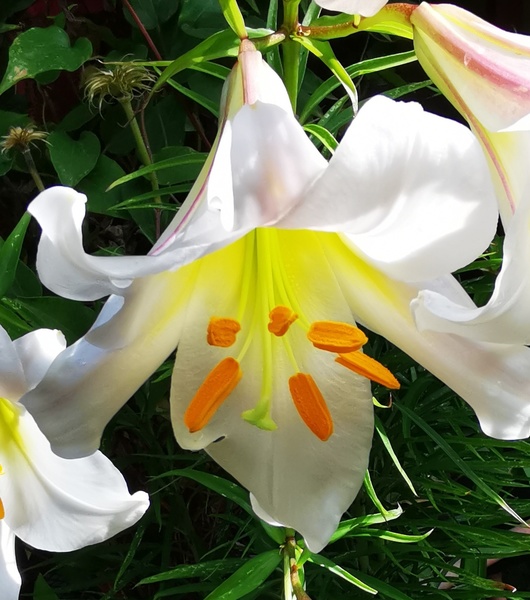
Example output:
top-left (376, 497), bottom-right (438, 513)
top-left (1, 126), bottom-right (49, 154)
top-left (83, 63), bottom-right (156, 107)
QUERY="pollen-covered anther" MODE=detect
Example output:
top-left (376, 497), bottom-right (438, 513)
top-left (289, 373), bottom-right (333, 441)
top-left (268, 305), bottom-right (298, 336)
top-left (336, 351), bottom-right (400, 389)
top-left (184, 357), bottom-right (242, 433)
top-left (207, 317), bottom-right (241, 347)
top-left (307, 321), bottom-right (368, 353)
top-left (0, 498), bottom-right (4, 520)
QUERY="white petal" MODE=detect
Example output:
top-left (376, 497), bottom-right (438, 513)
top-left (22, 265), bottom-right (196, 458)
top-left (171, 230), bottom-right (373, 552)
top-left (280, 95), bottom-right (498, 282)
top-left (412, 197), bottom-right (530, 343)
top-left (0, 524), bottom-right (20, 600)
top-left (13, 329), bottom-right (66, 392)
top-left (29, 187), bottom-right (179, 301)
top-left (0, 401), bottom-right (149, 551)
top-left (0, 327), bottom-right (25, 401)
top-left (315, 0), bottom-right (388, 17)
top-left (324, 234), bottom-right (530, 440)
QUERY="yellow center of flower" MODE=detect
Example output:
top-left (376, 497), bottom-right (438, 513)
top-left (183, 230), bottom-right (399, 440)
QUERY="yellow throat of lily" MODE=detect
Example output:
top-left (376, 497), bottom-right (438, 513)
top-left (183, 229), bottom-right (399, 441)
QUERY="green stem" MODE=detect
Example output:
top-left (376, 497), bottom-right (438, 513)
top-left (22, 148), bottom-right (45, 192)
top-left (283, 533), bottom-right (312, 600)
top-left (281, 0), bottom-right (301, 111)
top-left (120, 98), bottom-right (161, 204)
top-left (282, 40), bottom-right (300, 112)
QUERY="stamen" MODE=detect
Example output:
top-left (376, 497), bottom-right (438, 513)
top-left (336, 351), bottom-right (400, 389)
top-left (207, 317), bottom-right (241, 347)
top-left (268, 305), bottom-right (298, 336)
top-left (184, 357), bottom-right (242, 433)
top-left (0, 499), bottom-right (4, 519)
top-left (289, 373), bottom-right (333, 441)
top-left (308, 321), bottom-right (368, 353)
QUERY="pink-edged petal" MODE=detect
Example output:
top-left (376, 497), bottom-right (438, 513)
top-left (171, 230), bottom-right (373, 552)
top-left (0, 524), bottom-right (20, 600)
top-left (21, 265), bottom-right (196, 458)
top-left (13, 329), bottom-right (66, 392)
top-left (412, 3), bottom-right (530, 133)
top-left (324, 234), bottom-right (530, 440)
top-left (315, 0), bottom-right (388, 17)
top-left (152, 102), bottom-right (326, 259)
top-left (280, 95), bottom-right (498, 282)
top-left (412, 197), bottom-right (530, 344)
top-left (0, 401), bottom-right (149, 552)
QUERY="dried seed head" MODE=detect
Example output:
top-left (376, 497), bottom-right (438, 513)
top-left (1, 126), bottom-right (49, 154)
top-left (83, 63), bottom-right (156, 107)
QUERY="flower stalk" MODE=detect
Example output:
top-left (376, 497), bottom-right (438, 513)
top-left (282, 0), bottom-right (302, 109)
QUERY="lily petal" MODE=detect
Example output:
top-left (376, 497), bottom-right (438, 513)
top-left (324, 234), bottom-right (530, 440)
top-left (28, 187), bottom-right (179, 301)
top-left (171, 231), bottom-right (373, 553)
top-left (0, 328), bottom-right (25, 401)
top-left (315, 0), bottom-right (388, 17)
top-left (0, 401), bottom-right (149, 551)
top-left (280, 95), bottom-right (498, 282)
top-left (411, 3), bottom-right (530, 133)
top-left (21, 266), bottom-right (196, 458)
top-left (0, 524), bottom-right (20, 600)
top-left (412, 197), bottom-right (530, 344)
top-left (13, 329), bottom-right (66, 392)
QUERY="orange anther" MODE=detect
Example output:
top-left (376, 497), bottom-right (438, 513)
top-left (207, 317), bottom-right (241, 347)
top-left (336, 351), bottom-right (400, 389)
top-left (288, 373), bottom-right (333, 441)
top-left (184, 358), bottom-right (242, 433)
top-left (307, 321), bottom-right (368, 353)
top-left (268, 306), bottom-right (298, 336)
top-left (0, 499), bottom-right (4, 520)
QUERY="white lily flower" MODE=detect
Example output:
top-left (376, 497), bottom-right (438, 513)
top-left (0, 326), bottom-right (149, 599)
top-left (23, 45), bottom-right (506, 552)
top-left (407, 4), bottom-right (530, 344)
top-left (314, 0), bottom-right (388, 16)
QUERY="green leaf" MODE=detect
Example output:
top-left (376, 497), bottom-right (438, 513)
top-left (78, 155), bottom-right (129, 216)
top-left (3, 296), bottom-right (95, 343)
top-left (299, 50), bottom-right (417, 124)
top-left (303, 124), bottom-right (338, 153)
top-left (329, 506), bottom-right (404, 543)
top-left (375, 414), bottom-right (417, 495)
top-left (294, 37), bottom-right (357, 110)
top-left (0, 26), bottom-right (92, 94)
top-left (346, 571), bottom-right (414, 600)
top-left (107, 151), bottom-right (206, 190)
top-left (152, 29), bottom-right (240, 94)
top-left (137, 559), bottom-right (246, 585)
top-left (309, 554), bottom-right (378, 594)
top-left (157, 469), bottom-right (253, 515)
top-left (48, 131), bottom-right (101, 187)
top-left (0, 212), bottom-right (31, 298)
top-left (33, 574), bottom-right (60, 600)
top-left (124, 0), bottom-right (180, 30)
top-left (396, 401), bottom-right (527, 525)
top-left (204, 550), bottom-right (281, 600)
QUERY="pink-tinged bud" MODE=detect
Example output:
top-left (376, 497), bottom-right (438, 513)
top-left (411, 3), bottom-right (530, 222)
top-left (411, 3), bottom-right (530, 133)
